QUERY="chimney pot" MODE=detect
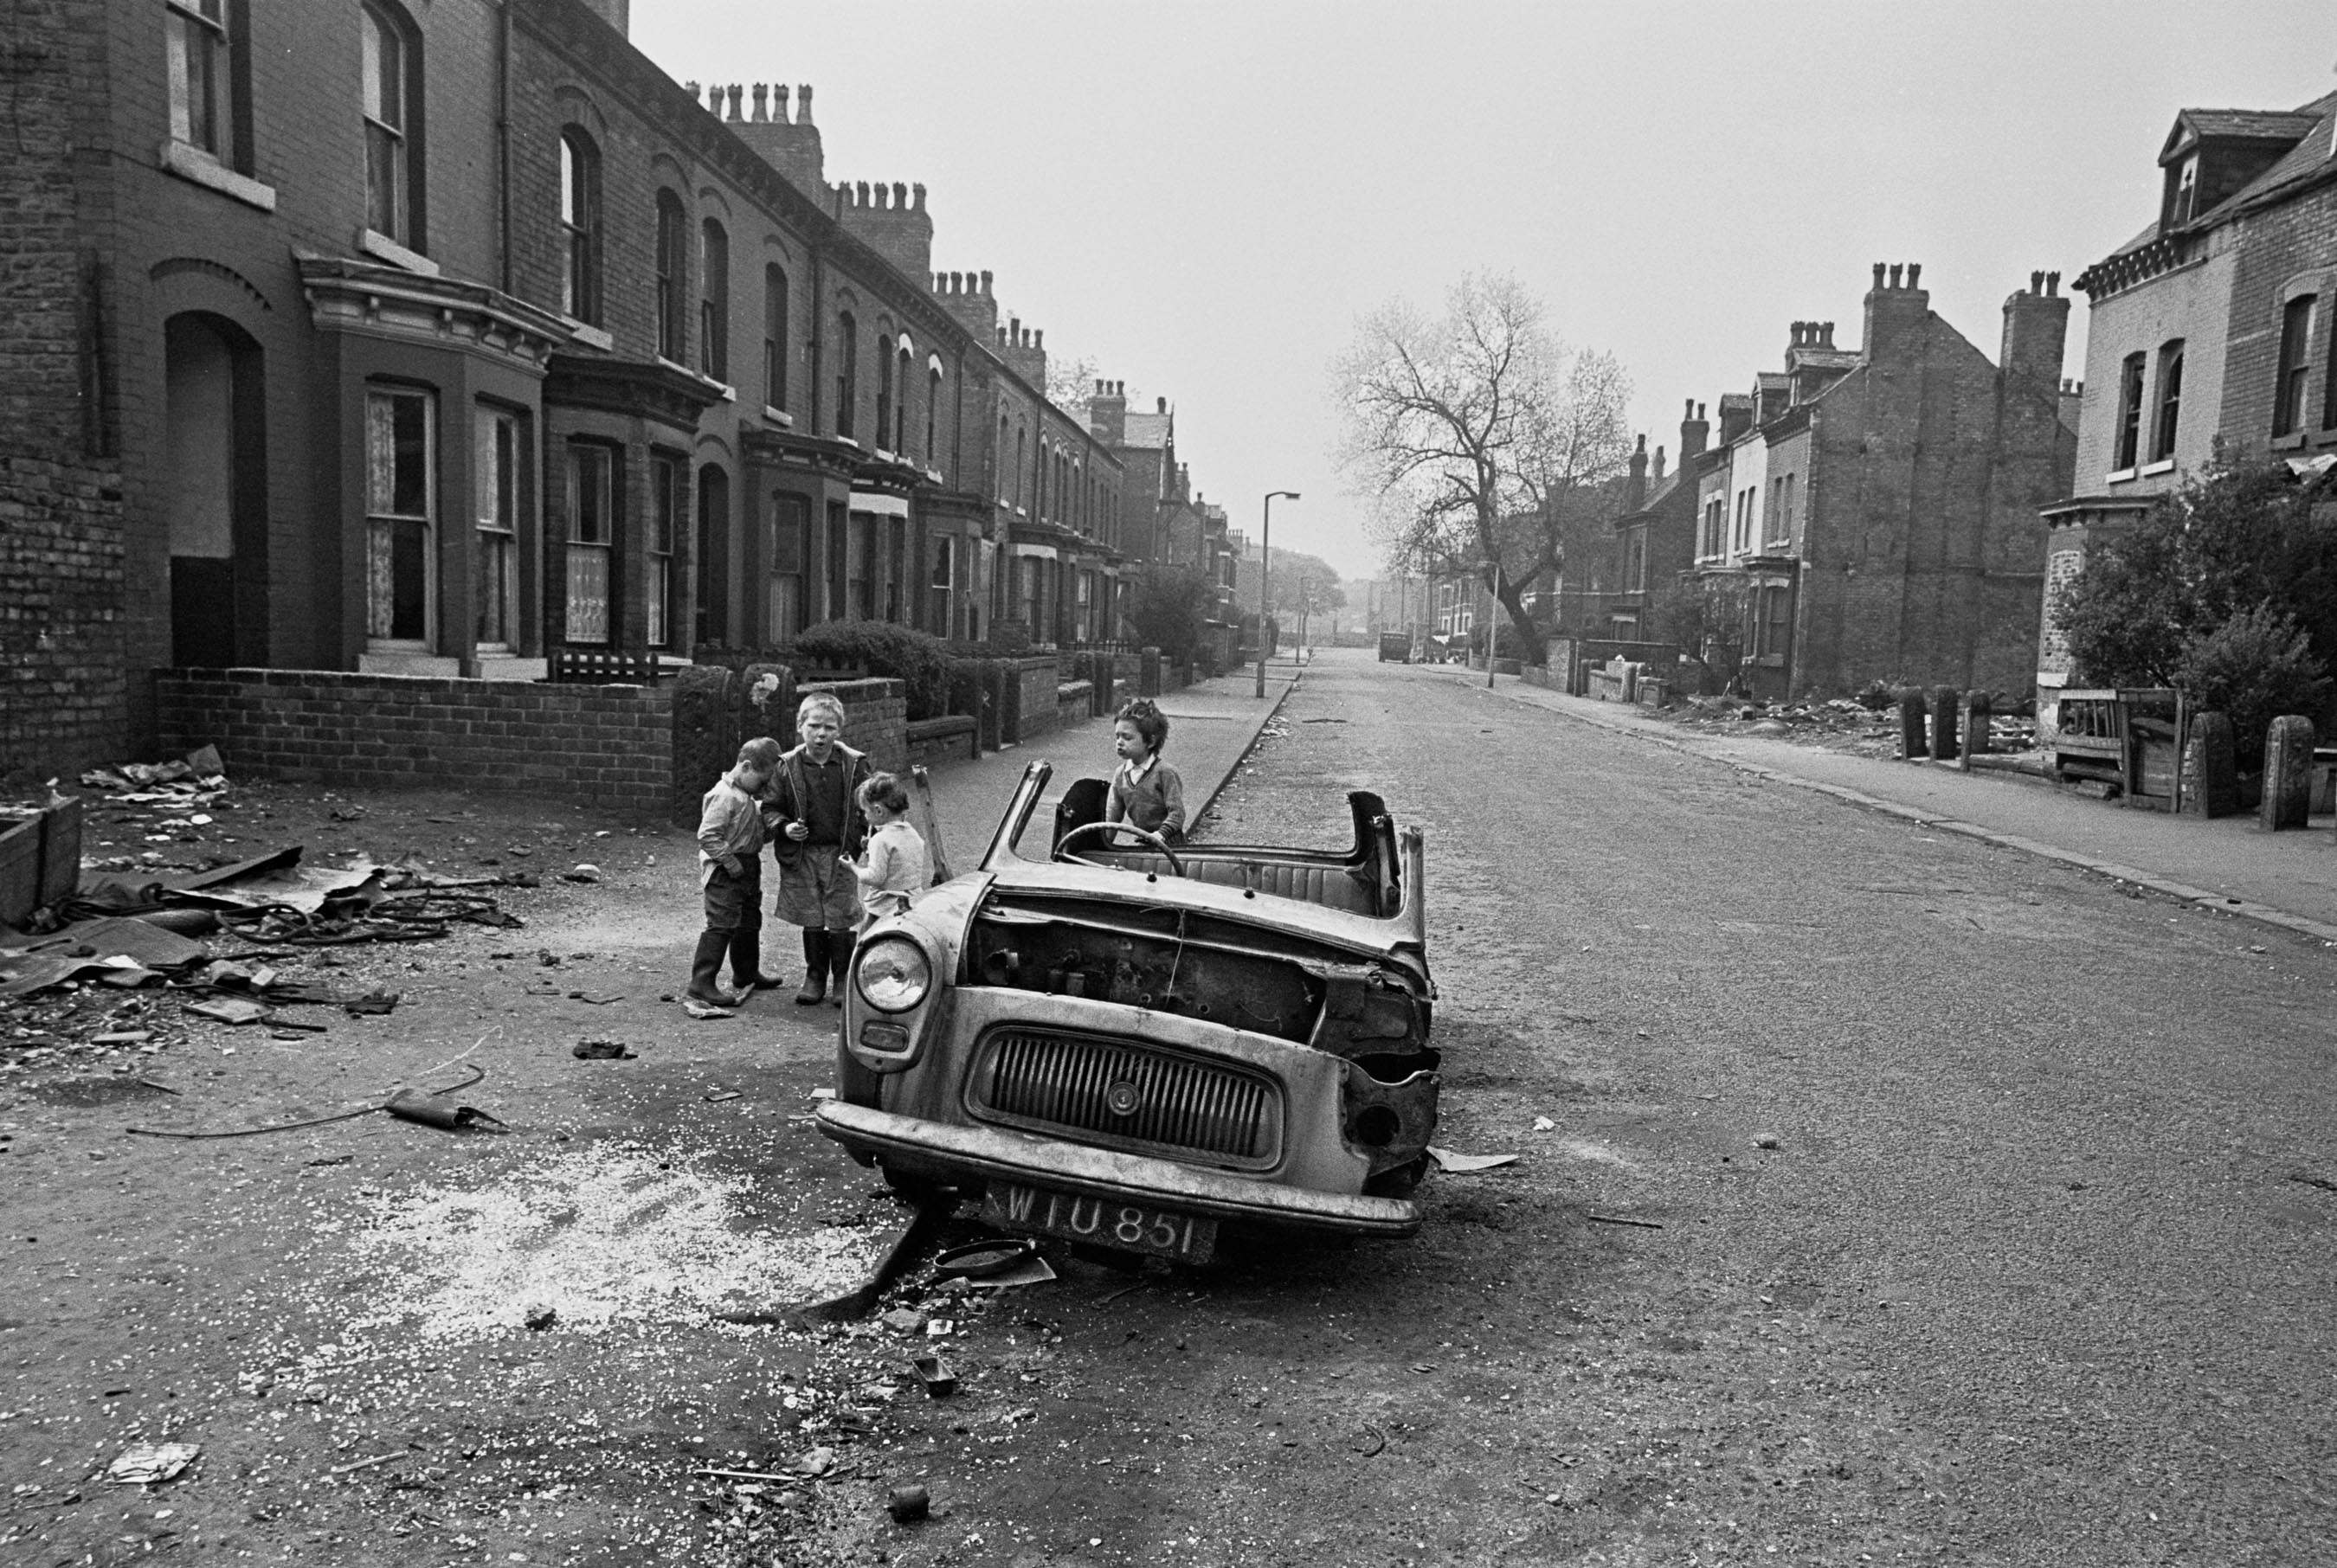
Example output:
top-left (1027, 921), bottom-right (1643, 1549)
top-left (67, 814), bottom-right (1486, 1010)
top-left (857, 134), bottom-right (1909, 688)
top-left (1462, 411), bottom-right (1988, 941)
top-left (1907, 262), bottom-right (1922, 288)
top-left (1033, 328), bottom-right (1043, 349)
top-left (751, 83), bottom-right (769, 122)
top-left (2030, 270), bottom-right (2043, 293)
top-left (1156, 397), bottom-right (1167, 414)
top-left (1684, 396), bottom-right (1695, 417)
top-left (912, 182), bottom-right (926, 211)
top-left (776, 84), bottom-right (790, 122)
top-left (892, 181), bottom-right (907, 209)
top-left (796, 84), bottom-right (814, 123)
top-left (2046, 270), bottom-right (2060, 295)
top-left (1889, 264), bottom-right (1903, 289)
top-left (685, 80), bottom-right (699, 101)
top-left (1873, 262), bottom-right (1887, 288)
top-left (1821, 322), bottom-right (1833, 345)
top-left (979, 270), bottom-right (992, 295)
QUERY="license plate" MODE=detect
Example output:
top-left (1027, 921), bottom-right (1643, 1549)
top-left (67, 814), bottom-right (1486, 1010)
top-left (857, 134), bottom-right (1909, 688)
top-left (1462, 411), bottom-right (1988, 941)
top-left (981, 1181), bottom-right (1217, 1263)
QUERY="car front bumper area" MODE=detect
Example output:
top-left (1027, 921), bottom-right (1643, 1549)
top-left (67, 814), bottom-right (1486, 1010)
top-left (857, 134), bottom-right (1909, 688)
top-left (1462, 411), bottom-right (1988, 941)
top-left (814, 1102), bottom-right (1420, 1239)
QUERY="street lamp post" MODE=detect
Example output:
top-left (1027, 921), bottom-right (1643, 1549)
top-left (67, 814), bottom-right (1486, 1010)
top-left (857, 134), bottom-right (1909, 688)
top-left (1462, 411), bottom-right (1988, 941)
top-left (1256, 490), bottom-right (1298, 697)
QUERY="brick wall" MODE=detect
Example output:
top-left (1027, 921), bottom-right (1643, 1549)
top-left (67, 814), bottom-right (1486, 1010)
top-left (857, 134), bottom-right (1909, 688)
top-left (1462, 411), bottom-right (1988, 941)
top-left (2217, 182), bottom-right (2337, 456)
top-left (0, 1), bottom-right (128, 780)
top-left (1006, 655), bottom-right (1061, 742)
top-left (155, 669), bottom-right (672, 812)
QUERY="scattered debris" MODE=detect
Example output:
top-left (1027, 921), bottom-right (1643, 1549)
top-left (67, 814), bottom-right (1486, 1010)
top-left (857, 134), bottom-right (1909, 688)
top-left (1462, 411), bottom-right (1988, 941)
top-left (126, 1064), bottom-right (497, 1140)
top-left (1587, 1213), bottom-right (1664, 1231)
top-left (326, 1451), bottom-right (409, 1477)
top-left (524, 1305), bottom-right (558, 1332)
top-left (682, 1000), bottom-right (733, 1020)
top-left (571, 1040), bottom-right (635, 1060)
top-left (2288, 1171), bottom-right (2337, 1194)
top-left (931, 1238), bottom-right (1040, 1282)
top-left (560, 864), bottom-right (603, 884)
top-left (103, 1442), bottom-right (200, 1486)
top-left (567, 991), bottom-right (621, 1006)
top-left (1427, 1147), bottom-right (1518, 1173)
top-left (1530, 1116), bottom-right (1555, 1133)
top-left (886, 1483), bottom-right (930, 1522)
top-left (703, 1089), bottom-right (743, 1103)
top-left (342, 990), bottom-right (400, 1016)
top-left (183, 998), bottom-right (271, 1026)
top-left (1751, 1134), bottom-right (1781, 1150)
top-left (1353, 1424), bottom-right (1387, 1458)
top-left (911, 1354), bottom-right (956, 1398)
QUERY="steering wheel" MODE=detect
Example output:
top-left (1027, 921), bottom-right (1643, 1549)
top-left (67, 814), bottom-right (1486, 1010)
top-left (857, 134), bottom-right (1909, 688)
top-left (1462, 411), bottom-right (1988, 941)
top-left (1054, 820), bottom-right (1185, 877)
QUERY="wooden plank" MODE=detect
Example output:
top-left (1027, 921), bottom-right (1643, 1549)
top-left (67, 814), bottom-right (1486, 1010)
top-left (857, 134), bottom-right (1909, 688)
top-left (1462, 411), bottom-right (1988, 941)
top-left (907, 765), bottom-right (952, 884)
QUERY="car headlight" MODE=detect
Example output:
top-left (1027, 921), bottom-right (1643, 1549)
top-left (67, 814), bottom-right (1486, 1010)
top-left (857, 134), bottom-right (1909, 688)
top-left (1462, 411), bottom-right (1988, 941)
top-left (855, 936), bottom-right (931, 1012)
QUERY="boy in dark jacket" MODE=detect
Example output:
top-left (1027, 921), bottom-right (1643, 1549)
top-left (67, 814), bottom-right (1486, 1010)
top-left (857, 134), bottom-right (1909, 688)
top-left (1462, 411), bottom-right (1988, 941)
top-left (691, 736), bottom-right (782, 1006)
top-left (765, 691), bottom-right (872, 1006)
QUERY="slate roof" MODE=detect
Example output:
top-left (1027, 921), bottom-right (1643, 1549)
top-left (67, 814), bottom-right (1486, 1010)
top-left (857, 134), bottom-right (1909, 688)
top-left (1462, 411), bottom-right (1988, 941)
top-left (2186, 90), bottom-right (2337, 227)
top-left (2163, 107), bottom-right (2321, 157)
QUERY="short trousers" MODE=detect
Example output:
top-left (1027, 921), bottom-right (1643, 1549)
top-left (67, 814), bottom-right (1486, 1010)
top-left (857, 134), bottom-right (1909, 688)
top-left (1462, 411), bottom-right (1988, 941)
top-left (773, 843), bottom-right (863, 931)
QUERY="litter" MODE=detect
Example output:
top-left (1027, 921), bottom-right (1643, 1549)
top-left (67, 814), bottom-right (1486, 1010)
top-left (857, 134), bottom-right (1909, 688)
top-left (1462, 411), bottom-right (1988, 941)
top-left (183, 998), bottom-right (271, 1026)
top-left (886, 1483), bottom-right (930, 1522)
top-left (1427, 1147), bottom-right (1518, 1173)
top-left (931, 1238), bottom-right (1040, 1282)
top-left (567, 991), bottom-right (621, 1006)
top-left (571, 1041), bottom-right (634, 1060)
top-left (342, 991), bottom-right (400, 1016)
top-left (1587, 1213), bottom-right (1664, 1231)
top-left (681, 999), bottom-right (733, 1020)
top-left (559, 864), bottom-right (602, 884)
top-left (126, 1063), bottom-right (501, 1140)
top-left (1530, 1116), bottom-right (1555, 1133)
top-left (704, 1089), bottom-right (743, 1102)
top-left (911, 1354), bottom-right (957, 1398)
top-left (91, 1029), bottom-right (153, 1046)
top-left (524, 1305), bottom-right (557, 1332)
top-left (795, 1448), bottom-right (836, 1478)
top-left (967, 1254), bottom-right (1054, 1291)
top-left (104, 1443), bottom-right (199, 1486)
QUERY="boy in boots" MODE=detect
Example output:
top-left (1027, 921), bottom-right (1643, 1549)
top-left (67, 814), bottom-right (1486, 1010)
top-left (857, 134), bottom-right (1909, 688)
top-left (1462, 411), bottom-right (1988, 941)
top-left (766, 691), bottom-right (872, 1006)
top-left (691, 736), bottom-right (783, 1007)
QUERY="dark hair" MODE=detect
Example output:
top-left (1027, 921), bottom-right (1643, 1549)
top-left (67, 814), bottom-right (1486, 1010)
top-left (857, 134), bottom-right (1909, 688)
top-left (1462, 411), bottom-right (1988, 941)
top-left (856, 770), bottom-right (910, 815)
top-left (1115, 697), bottom-right (1168, 755)
top-left (737, 736), bottom-right (782, 768)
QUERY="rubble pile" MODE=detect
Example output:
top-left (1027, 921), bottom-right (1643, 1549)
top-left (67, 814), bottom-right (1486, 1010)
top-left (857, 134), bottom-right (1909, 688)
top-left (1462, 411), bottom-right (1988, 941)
top-left (1658, 695), bottom-right (2037, 758)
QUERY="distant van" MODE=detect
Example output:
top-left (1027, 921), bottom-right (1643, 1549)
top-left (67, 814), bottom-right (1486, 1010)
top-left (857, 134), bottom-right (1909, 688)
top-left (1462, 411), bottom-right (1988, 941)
top-left (1377, 632), bottom-right (1412, 663)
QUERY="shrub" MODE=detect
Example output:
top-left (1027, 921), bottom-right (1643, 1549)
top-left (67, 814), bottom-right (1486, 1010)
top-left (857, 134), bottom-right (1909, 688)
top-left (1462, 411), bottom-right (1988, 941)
top-left (788, 622), bottom-right (955, 721)
top-left (1124, 563), bottom-right (1217, 665)
top-left (2171, 604), bottom-right (2330, 765)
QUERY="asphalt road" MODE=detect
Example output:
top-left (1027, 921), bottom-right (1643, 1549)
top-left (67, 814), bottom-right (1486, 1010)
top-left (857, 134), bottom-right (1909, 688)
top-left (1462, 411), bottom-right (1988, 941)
top-left (888, 647), bottom-right (2337, 1567)
top-left (6, 650), bottom-right (2330, 1568)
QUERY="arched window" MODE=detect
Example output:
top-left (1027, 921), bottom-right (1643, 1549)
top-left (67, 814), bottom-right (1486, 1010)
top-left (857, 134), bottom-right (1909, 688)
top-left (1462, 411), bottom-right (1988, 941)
top-left (996, 413), bottom-right (1009, 500)
top-left (763, 264), bottom-right (788, 411)
top-left (360, 2), bottom-right (422, 248)
top-left (558, 129), bottom-right (601, 324)
top-left (1015, 426), bottom-right (1027, 508)
top-left (698, 218), bottom-right (729, 383)
top-left (875, 333), bottom-right (893, 451)
top-left (2274, 296), bottom-right (2315, 437)
top-left (2151, 340), bottom-right (2184, 462)
top-left (654, 190), bottom-right (686, 362)
top-left (835, 312), bottom-right (858, 440)
top-left (926, 364), bottom-right (942, 464)
top-left (895, 343), bottom-right (912, 453)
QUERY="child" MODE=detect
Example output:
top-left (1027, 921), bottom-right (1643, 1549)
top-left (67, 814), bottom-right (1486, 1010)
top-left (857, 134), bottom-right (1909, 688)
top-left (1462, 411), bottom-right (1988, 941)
top-left (691, 735), bottom-right (782, 1007)
top-left (1106, 697), bottom-right (1187, 840)
top-left (853, 772), bottom-right (931, 928)
top-left (765, 691), bottom-right (872, 1006)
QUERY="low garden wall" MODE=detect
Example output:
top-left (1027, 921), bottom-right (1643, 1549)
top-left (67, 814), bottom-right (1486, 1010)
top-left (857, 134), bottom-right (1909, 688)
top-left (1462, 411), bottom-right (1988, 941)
top-left (155, 669), bottom-right (673, 813)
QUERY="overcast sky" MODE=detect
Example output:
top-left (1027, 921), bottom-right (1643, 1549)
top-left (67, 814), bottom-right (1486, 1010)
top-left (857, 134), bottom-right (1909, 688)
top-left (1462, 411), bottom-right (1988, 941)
top-left (633, 2), bottom-right (2336, 582)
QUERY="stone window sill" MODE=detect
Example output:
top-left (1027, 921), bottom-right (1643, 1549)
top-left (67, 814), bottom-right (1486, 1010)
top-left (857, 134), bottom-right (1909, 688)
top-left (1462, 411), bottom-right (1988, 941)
top-left (2269, 432), bottom-right (2307, 452)
top-left (158, 141), bottom-right (276, 211)
top-left (763, 405), bottom-right (794, 427)
top-left (563, 318), bottom-right (614, 351)
top-left (357, 228), bottom-right (439, 276)
top-left (2140, 458), bottom-right (2176, 477)
top-left (2105, 466), bottom-right (2137, 485)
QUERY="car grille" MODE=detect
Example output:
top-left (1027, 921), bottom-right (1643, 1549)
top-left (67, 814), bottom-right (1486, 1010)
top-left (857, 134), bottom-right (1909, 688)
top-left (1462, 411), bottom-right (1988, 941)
top-left (968, 1028), bottom-right (1283, 1170)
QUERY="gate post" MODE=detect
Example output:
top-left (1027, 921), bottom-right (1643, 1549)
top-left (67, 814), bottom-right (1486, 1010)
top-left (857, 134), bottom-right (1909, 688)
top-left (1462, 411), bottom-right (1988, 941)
top-left (2261, 715), bottom-right (2314, 831)
top-left (1929, 685), bottom-right (1960, 761)
top-left (2179, 710), bottom-right (2237, 818)
top-left (1897, 689), bottom-right (1928, 761)
top-left (670, 665), bottom-right (740, 829)
top-left (1957, 691), bottom-right (1992, 771)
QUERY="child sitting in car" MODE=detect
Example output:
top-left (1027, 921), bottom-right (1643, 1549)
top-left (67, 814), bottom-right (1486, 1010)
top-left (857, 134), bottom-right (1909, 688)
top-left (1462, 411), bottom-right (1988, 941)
top-left (1105, 697), bottom-right (1186, 841)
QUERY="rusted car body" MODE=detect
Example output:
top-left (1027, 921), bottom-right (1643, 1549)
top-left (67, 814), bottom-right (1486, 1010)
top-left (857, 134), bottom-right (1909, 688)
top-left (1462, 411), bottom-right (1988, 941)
top-left (814, 762), bottom-right (1439, 1263)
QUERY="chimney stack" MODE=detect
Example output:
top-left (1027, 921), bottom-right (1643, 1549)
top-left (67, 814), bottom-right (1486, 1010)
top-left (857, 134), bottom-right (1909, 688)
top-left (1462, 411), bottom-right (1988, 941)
top-left (1999, 267), bottom-right (2071, 389)
top-left (1680, 398), bottom-right (1709, 461)
top-left (1624, 434), bottom-right (1648, 514)
top-left (1863, 260), bottom-right (1931, 364)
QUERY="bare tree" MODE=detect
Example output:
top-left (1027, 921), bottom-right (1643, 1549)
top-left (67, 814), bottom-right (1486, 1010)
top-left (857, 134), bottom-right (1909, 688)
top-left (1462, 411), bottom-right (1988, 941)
top-left (1333, 273), bottom-right (1632, 665)
top-left (1045, 353), bottom-right (1102, 418)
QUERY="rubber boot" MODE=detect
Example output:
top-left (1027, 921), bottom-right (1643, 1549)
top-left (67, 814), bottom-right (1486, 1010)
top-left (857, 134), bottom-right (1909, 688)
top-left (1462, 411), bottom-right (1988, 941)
top-left (794, 929), bottom-right (829, 1006)
top-left (826, 932), bottom-right (855, 1007)
top-left (728, 909), bottom-right (779, 992)
top-left (686, 929), bottom-right (741, 1007)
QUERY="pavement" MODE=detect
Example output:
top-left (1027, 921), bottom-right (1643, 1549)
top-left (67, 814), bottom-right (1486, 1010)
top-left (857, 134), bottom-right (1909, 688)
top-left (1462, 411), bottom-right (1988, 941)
top-left (1425, 661), bottom-right (2337, 945)
top-left (913, 659), bottom-right (1301, 872)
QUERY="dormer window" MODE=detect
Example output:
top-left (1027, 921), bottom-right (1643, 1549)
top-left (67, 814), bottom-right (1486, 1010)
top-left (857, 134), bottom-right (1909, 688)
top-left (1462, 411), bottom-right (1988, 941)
top-left (2165, 154), bottom-right (2199, 228)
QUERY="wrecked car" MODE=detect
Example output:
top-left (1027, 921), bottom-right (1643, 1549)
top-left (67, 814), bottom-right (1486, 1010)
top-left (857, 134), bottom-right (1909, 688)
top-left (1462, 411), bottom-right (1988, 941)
top-left (815, 762), bottom-right (1439, 1264)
